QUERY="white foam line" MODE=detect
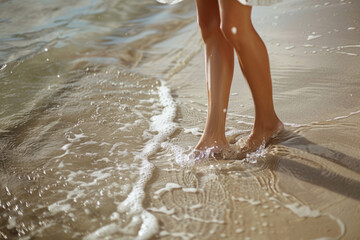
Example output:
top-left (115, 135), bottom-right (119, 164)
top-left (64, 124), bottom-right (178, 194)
top-left (147, 206), bottom-right (175, 215)
top-left (307, 34), bottom-right (322, 41)
top-left (339, 45), bottom-right (360, 48)
top-left (285, 45), bottom-right (295, 50)
top-left (54, 143), bottom-right (72, 159)
top-left (232, 196), bottom-right (261, 206)
top-left (283, 122), bottom-right (309, 127)
top-left (48, 202), bottom-right (72, 214)
top-left (269, 197), bottom-right (345, 240)
top-left (154, 183), bottom-right (182, 195)
top-left (283, 202), bottom-right (320, 218)
top-left (80, 140), bottom-right (97, 145)
top-left (183, 127), bottom-right (202, 136)
top-left (159, 230), bottom-right (195, 240)
top-left (109, 142), bottom-right (127, 156)
top-left (171, 213), bottom-right (225, 224)
top-left (154, 183), bottom-right (200, 199)
top-left (67, 133), bottom-right (87, 143)
top-left (227, 113), bottom-right (255, 119)
top-left (189, 204), bottom-right (202, 209)
top-left (322, 213), bottom-right (346, 240)
top-left (54, 133), bottom-right (89, 159)
top-left (284, 109), bottom-right (360, 128)
top-left (84, 216), bottom-right (143, 240)
top-left (335, 51), bottom-right (358, 56)
top-left (182, 188), bottom-right (198, 193)
top-left (83, 81), bottom-right (179, 240)
top-left (325, 109), bottom-right (360, 122)
top-left (119, 81), bottom-right (178, 239)
top-left (236, 120), bottom-right (254, 126)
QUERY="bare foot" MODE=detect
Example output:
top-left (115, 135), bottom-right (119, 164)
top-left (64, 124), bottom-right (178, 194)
top-left (190, 138), bottom-right (229, 160)
top-left (230, 120), bottom-right (284, 160)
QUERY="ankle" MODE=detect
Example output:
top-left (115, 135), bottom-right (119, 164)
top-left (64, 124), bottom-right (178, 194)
top-left (196, 136), bottom-right (229, 151)
top-left (253, 117), bottom-right (283, 137)
top-left (255, 114), bottom-right (282, 129)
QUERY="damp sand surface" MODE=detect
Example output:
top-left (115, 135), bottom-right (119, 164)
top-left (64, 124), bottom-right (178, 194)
top-left (1, 0), bottom-right (360, 239)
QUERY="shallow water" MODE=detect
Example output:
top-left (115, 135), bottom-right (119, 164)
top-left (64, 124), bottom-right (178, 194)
top-left (1, 0), bottom-right (360, 239)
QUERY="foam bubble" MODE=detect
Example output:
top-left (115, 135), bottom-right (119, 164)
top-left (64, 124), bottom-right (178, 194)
top-left (7, 216), bottom-right (17, 229)
top-left (307, 34), bottom-right (322, 40)
top-left (159, 230), bottom-right (196, 239)
top-left (154, 183), bottom-right (182, 195)
top-left (0, 64), bottom-right (7, 71)
top-left (232, 196), bottom-right (261, 206)
top-left (183, 127), bottom-right (202, 136)
top-left (284, 203), bottom-right (320, 218)
top-left (147, 206), bottom-right (175, 215)
top-left (172, 213), bottom-right (224, 224)
top-left (138, 211), bottom-right (159, 239)
top-left (48, 202), bottom-right (72, 214)
top-left (182, 187), bottom-right (198, 193)
top-left (270, 197), bottom-right (345, 239)
top-left (244, 141), bottom-right (267, 164)
top-left (161, 142), bottom-right (196, 166)
top-left (189, 204), bottom-right (202, 209)
top-left (83, 223), bottom-right (121, 240)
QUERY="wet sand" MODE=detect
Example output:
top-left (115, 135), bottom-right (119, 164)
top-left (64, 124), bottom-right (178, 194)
top-left (143, 0), bottom-right (360, 239)
top-left (1, 0), bottom-right (359, 239)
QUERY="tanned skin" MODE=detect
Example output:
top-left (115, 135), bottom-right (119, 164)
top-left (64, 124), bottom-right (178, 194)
top-left (194, 0), bottom-right (284, 159)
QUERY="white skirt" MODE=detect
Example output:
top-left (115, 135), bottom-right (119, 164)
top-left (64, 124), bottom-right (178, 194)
top-left (156, 0), bottom-right (282, 6)
top-left (239, 0), bottom-right (282, 5)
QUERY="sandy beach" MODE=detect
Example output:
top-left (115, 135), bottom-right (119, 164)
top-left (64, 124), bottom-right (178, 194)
top-left (141, 0), bottom-right (360, 239)
top-left (0, 0), bottom-right (359, 239)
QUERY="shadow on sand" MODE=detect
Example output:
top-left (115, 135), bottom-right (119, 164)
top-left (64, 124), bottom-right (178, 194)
top-left (270, 130), bottom-right (360, 201)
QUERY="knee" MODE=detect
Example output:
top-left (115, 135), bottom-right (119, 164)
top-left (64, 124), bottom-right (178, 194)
top-left (220, 19), bottom-right (251, 48)
top-left (198, 17), bottom-right (221, 41)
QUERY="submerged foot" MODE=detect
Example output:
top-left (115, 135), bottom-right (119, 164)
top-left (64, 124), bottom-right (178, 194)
top-left (190, 138), bottom-right (229, 160)
top-left (230, 120), bottom-right (284, 160)
top-left (190, 120), bottom-right (284, 160)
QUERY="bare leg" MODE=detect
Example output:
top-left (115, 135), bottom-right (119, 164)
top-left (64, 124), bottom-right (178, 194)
top-left (218, 0), bottom-right (284, 157)
top-left (194, 0), bottom-right (235, 153)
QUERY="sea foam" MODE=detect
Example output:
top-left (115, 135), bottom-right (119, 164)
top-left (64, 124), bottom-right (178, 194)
top-left (84, 80), bottom-right (178, 240)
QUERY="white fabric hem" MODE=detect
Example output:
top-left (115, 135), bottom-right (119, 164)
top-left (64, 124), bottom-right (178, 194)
top-left (156, 0), bottom-right (282, 6)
